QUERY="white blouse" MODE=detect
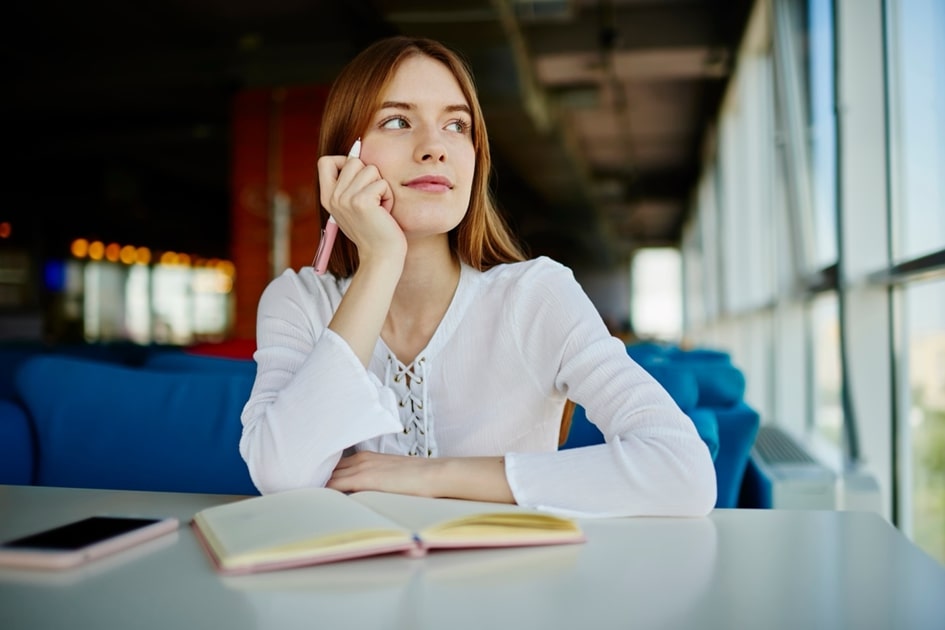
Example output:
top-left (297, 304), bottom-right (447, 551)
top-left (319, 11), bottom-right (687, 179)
top-left (239, 257), bottom-right (716, 517)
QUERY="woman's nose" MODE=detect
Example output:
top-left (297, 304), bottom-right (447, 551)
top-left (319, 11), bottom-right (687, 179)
top-left (414, 130), bottom-right (447, 163)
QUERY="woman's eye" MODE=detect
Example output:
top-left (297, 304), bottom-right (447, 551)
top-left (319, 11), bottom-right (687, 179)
top-left (381, 117), bottom-right (409, 130)
top-left (446, 120), bottom-right (470, 133)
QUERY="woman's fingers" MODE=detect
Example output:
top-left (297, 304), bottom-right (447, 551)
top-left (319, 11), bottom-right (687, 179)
top-left (316, 155), bottom-right (349, 209)
top-left (347, 168), bottom-right (393, 215)
top-left (316, 150), bottom-right (401, 260)
top-left (326, 452), bottom-right (436, 496)
top-left (318, 157), bottom-right (391, 217)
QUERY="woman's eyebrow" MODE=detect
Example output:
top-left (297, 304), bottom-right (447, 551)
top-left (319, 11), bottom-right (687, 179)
top-left (378, 100), bottom-right (412, 111)
top-left (377, 101), bottom-right (471, 115)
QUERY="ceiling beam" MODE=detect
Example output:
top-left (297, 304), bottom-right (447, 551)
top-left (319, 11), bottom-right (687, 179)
top-left (523, 3), bottom-right (725, 56)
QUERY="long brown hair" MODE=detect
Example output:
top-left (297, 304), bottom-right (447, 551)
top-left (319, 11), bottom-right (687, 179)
top-left (316, 36), bottom-right (527, 277)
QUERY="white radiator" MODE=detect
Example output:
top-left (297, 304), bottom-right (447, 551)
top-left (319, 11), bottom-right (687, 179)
top-left (751, 425), bottom-right (838, 509)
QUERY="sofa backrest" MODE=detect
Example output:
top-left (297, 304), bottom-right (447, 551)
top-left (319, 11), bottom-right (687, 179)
top-left (0, 399), bottom-right (33, 484)
top-left (15, 355), bottom-right (258, 495)
top-left (144, 351), bottom-right (256, 376)
top-left (562, 342), bottom-right (760, 508)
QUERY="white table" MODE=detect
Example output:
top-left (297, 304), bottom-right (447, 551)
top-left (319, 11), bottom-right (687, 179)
top-left (0, 484), bottom-right (942, 630)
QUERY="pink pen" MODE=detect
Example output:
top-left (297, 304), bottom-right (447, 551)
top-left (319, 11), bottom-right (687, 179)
top-left (314, 138), bottom-right (361, 275)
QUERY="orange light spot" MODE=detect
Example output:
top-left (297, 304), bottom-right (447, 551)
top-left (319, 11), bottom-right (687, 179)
top-left (119, 245), bottom-right (137, 264)
top-left (88, 241), bottom-right (105, 260)
top-left (71, 239), bottom-right (90, 258)
top-left (105, 243), bottom-right (121, 262)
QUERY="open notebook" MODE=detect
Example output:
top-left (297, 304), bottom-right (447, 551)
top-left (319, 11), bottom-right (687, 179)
top-left (191, 487), bottom-right (585, 575)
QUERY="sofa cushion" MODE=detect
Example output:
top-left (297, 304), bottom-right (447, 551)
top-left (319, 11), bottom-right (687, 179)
top-left (144, 351), bottom-right (256, 376)
top-left (713, 401), bottom-right (761, 508)
top-left (663, 348), bottom-right (745, 407)
top-left (687, 362), bottom-right (746, 408)
top-left (686, 408), bottom-right (719, 461)
top-left (15, 355), bottom-right (258, 495)
top-left (625, 341), bottom-right (672, 364)
top-left (636, 362), bottom-right (700, 412)
top-left (0, 399), bottom-right (34, 484)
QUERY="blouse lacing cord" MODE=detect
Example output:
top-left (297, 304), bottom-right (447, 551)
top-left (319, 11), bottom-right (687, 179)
top-left (384, 354), bottom-right (432, 457)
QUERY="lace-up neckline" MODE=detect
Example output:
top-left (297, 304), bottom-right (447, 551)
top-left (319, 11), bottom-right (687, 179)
top-left (370, 262), bottom-right (479, 458)
top-left (384, 353), bottom-right (432, 457)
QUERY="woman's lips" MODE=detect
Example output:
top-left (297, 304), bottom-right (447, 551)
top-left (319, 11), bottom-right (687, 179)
top-left (404, 175), bottom-right (453, 193)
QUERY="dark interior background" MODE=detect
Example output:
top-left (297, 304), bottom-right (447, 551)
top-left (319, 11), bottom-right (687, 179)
top-left (4, 0), bottom-right (752, 272)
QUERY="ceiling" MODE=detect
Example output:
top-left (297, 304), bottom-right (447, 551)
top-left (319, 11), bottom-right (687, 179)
top-left (6, 0), bottom-right (752, 271)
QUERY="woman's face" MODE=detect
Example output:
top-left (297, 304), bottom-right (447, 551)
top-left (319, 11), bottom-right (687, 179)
top-left (359, 55), bottom-right (475, 240)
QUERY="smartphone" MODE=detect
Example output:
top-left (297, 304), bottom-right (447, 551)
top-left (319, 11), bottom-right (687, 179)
top-left (0, 515), bottom-right (179, 570)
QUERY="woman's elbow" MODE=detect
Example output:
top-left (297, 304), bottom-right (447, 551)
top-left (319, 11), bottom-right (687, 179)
top-left (649, 437), bottom-right (717, 517)
top-left (680, 442), bottom-right (717, 516)
top-left (244, 454), bottom-right (333, 495)
top-left (239, 428), bottom-right (334, 495)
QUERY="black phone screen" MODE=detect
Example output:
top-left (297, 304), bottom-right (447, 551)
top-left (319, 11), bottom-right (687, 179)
top-left (1, 517), bottom-right (163, 551)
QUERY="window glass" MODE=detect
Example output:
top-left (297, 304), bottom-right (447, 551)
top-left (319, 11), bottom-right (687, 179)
top-left (719, 113), bottom-right (744, 312)
top-left (887, 0), bottom-right (945, 261)
top-left (631, 248), bottom-right (682, 341)
top-left (701, 167), bottom-right (723, 319)
top-left (810, 292), bottom-right (842, 445)
top-left (193, 266), bottom-right (234, 340)
top-left (125, 264), bottom-right (151, 345)
top-left (152, 265), bottom-right (194, 345)
top-left (83, 262), bottom-right (128, 342)
top-left (681, 219), bottom-right (705, 332)
top-left (901, 278), bottom-right (945, 565)
top-left (806, 0), bottom-right (838, 267)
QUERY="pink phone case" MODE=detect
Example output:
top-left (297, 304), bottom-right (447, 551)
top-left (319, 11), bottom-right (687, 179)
top-left (0, 516), bottom-right (180, 570)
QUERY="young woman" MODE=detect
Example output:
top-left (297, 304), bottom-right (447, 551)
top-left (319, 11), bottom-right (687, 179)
top-left (239, 36), bottom-right (716, 517)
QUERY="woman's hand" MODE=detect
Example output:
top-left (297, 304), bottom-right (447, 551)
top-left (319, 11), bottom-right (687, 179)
top-left (316, 148), bottom-right (405, 265)
top-left (318, 145), bottom-right (407, 366)
top-left (327, 451), bottom-right (515, 503)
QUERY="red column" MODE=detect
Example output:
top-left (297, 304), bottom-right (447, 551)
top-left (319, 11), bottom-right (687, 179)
top-left (229, 85), bottom-right (329, 341)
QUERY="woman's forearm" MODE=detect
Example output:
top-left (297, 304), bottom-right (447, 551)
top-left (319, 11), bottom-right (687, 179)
top-left (433, 457), bottom-right (516, 503)
top-left (328, 452), bottom-right (516, 503)
top-left (328, 254), bottom-right (403, 366)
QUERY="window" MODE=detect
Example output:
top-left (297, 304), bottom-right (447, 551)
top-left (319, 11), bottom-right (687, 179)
top-left (887, 0), bottom-right (945, 261)
top-left (631, 248), bottom-right (682, 340)
top-left (681, 0), bottom-right (943, 562)
top-left (899, 279), bottom-right (945, 564)
top-left (62, 255), bottom-right (235, 345)
top-left (809, 292), bottom-right (842, 446)
top-left (806, 0), bottom-right (838, 268)
top-left (887, 0), bottom-right (945, 565)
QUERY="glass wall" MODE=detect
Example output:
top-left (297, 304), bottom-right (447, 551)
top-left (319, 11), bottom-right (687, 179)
top-left (899, 279), bottom-right (945, 565)
top-left (682, 0), bottom-right (945, 564)
top-left (806, 0), bottom-right (837, 268)
top-left (809, 293), bottom-right (842, 446)
top-left (886, 0), bottom-right (945, 564)
top-left (887, 0), bottom-right (945, 262)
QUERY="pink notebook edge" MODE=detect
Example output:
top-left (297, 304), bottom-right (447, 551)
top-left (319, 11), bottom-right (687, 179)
top-left (189, 520), bottom-right (420, 576)
top-left (189, 517), bottom-right (587, 576)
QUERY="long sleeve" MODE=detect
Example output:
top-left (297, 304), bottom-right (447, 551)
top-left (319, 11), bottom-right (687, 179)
top-left (239, 270), bottom-right (402, 494)
top-left (499, 260), bottom-right (717, 517)
top-left (239, 260), bottom-right (716, 518)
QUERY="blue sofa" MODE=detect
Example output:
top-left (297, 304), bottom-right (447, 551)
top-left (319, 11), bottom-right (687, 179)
top-left (1, 349), bottom-right (258, 495)
top-left (562, 341), bottom-right (760, 509)
top-left (1, 341), bottom-right (758, 507)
